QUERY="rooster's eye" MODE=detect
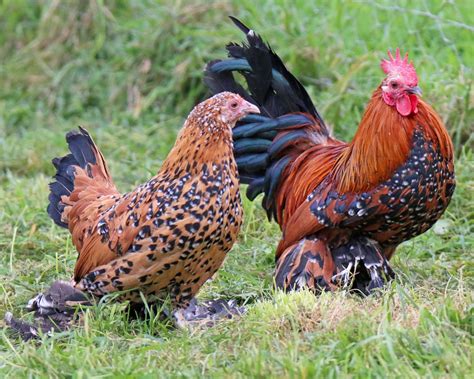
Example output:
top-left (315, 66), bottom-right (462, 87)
top-left (391, 82), bottom-right (399, 89)
top-left (230, 101), bottom-right (238, 109)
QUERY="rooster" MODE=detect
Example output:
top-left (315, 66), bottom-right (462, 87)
top-left (6, 92), bottom-right (259, 338)
top-left (205, 18), bottom-right (455, 294)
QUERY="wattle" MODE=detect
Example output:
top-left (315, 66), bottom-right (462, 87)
top-left (409, 94), bottom-right (419, 114)
top-left (395, 94), bottom-right (418, 116)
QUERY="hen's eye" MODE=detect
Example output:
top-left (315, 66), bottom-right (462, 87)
top-left (230, 101), bottom-right (239, 109)
top-left (391, 82), bottom-right (399, 89)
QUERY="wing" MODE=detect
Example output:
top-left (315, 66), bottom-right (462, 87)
top-left (71, 173), bottom-right (235, 290)
top-left (277, 180), bottom-right (399, 257)
top-left (277, 157), bottom-right (439, 258)
top-left (71, 177), bottom-right (169, 280)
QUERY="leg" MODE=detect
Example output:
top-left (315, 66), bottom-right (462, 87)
top-left (275, 238), bottom-right (337, 292)
top-left (5, 280), bottom-right (91, 340)
top-left (274, 236), bottom-right (394, 295)
top-left (332, 237), bottom-right (395, 295)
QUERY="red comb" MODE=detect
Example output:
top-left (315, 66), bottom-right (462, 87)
top-left (380, 48), bottom-right (418, 86)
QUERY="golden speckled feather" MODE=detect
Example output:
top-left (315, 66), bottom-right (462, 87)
top-left (47, 92), bottom-right (259, 308)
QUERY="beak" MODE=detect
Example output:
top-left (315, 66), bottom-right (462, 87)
top-left (406, 86), bottom-right (422, 96)
top-left (242, 101), bottom-right (260, 115)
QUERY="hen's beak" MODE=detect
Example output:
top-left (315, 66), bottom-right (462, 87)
top-left (242, 101), bottom-right (260, 115)
top-left (407, 86), bottom-right (422, 96)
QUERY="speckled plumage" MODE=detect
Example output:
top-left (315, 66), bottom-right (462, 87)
top-left (47, 92), bottom-right (258, 308)
top-left (205, 18), bottom-right (455, 294)
top-left (276, 124), bottom-right (454, 292)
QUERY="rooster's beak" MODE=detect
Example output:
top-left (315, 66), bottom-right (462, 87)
top-left (407, 86), bottom-right (422, 96)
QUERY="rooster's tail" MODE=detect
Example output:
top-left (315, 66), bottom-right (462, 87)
top-left (204, 17), bottom-right (329, 221)
top-left (47, 127), bottom-right (117, 228)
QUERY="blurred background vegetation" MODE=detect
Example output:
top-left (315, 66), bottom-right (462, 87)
top-left (0, 0), bottom-right (472, 183)
top-left (0, 1), bottom-right (472, 377)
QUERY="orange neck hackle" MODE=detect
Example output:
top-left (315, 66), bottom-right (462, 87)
top-left (334, 88), bottom-right (453, 194)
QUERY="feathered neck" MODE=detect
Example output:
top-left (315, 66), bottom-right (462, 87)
top-left (334, 87), bottom-right (453, 193)
top-left (160, 118), bottom-right (234, 175)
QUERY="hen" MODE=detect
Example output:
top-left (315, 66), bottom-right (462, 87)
top-left (6, 92), bottom-right (259, 338)
top-left (205, 18), bottom-right (455, 294)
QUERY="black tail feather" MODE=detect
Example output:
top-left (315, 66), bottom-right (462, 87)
top-left (47, 127), bottom-right (97, 228)
top-left (229, 16), bottom-right (251, 34)
top-left (65, 127), bottom-right (97, 168)
top-left (204, 17), bottom-right (328, 219)
top-left (205, 16), bottom-right (325, 125)
top-left (204, 60), bottom-right (255, 103)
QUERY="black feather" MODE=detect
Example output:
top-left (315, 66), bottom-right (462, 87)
top-left (66, 129), bottom-right (97, 168)
top-left (235, 153), bottom-right (269, 173)
top-left (240, 114), bottom-right (270, 123)
top-left (254, 130), bottom-right (278, 140)
top-left (263, 156), bottom-right (292, 211)
top-left (233, 122), bottom-right (265, 139)
top-left (206, 17), bottom-right (326, 126)
top-left (233, 114), bottom-right (311, 139)
top-left (47, 127), bottom-right (98, 228)
top-left (238, 173), bottom-right (262, 185)
top-left (204, 60), bottom-right (254, 103)
top-left (208, 58), bottom-right (252, 74)
top-left (229, 16), bottom-right (251, 34)
top-left (234, 138), bottom-right (272, 155)
top-left (246, 177), bottom-right (265, 201)
top-left (204, 17), bottom-right (329, 219)
top-left (268, 130), bottom-right (308, 159)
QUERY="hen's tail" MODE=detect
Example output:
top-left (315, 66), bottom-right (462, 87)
top-left (204, 17), bottom-right (330, 221)
top-left (47, 127), bottom-right (117, 228)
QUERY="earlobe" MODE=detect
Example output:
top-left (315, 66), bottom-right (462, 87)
top-left (382, 91), bottom-right (395, 106)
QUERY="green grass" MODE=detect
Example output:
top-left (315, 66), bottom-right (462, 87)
top-left (0, 0), bottom-right (472, 377)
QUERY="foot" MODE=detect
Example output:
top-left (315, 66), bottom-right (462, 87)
top-left (5, 280), bottom-right (90, 340)
top-left (332, 237), bottom-right (395, 295)
top-left (172, 298), bottom-right (245, 329)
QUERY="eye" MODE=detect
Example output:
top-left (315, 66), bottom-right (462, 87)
top-left (230, 101), bottom-right (239, 109)
top-left (391, 82), bottom-right (399, 89)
